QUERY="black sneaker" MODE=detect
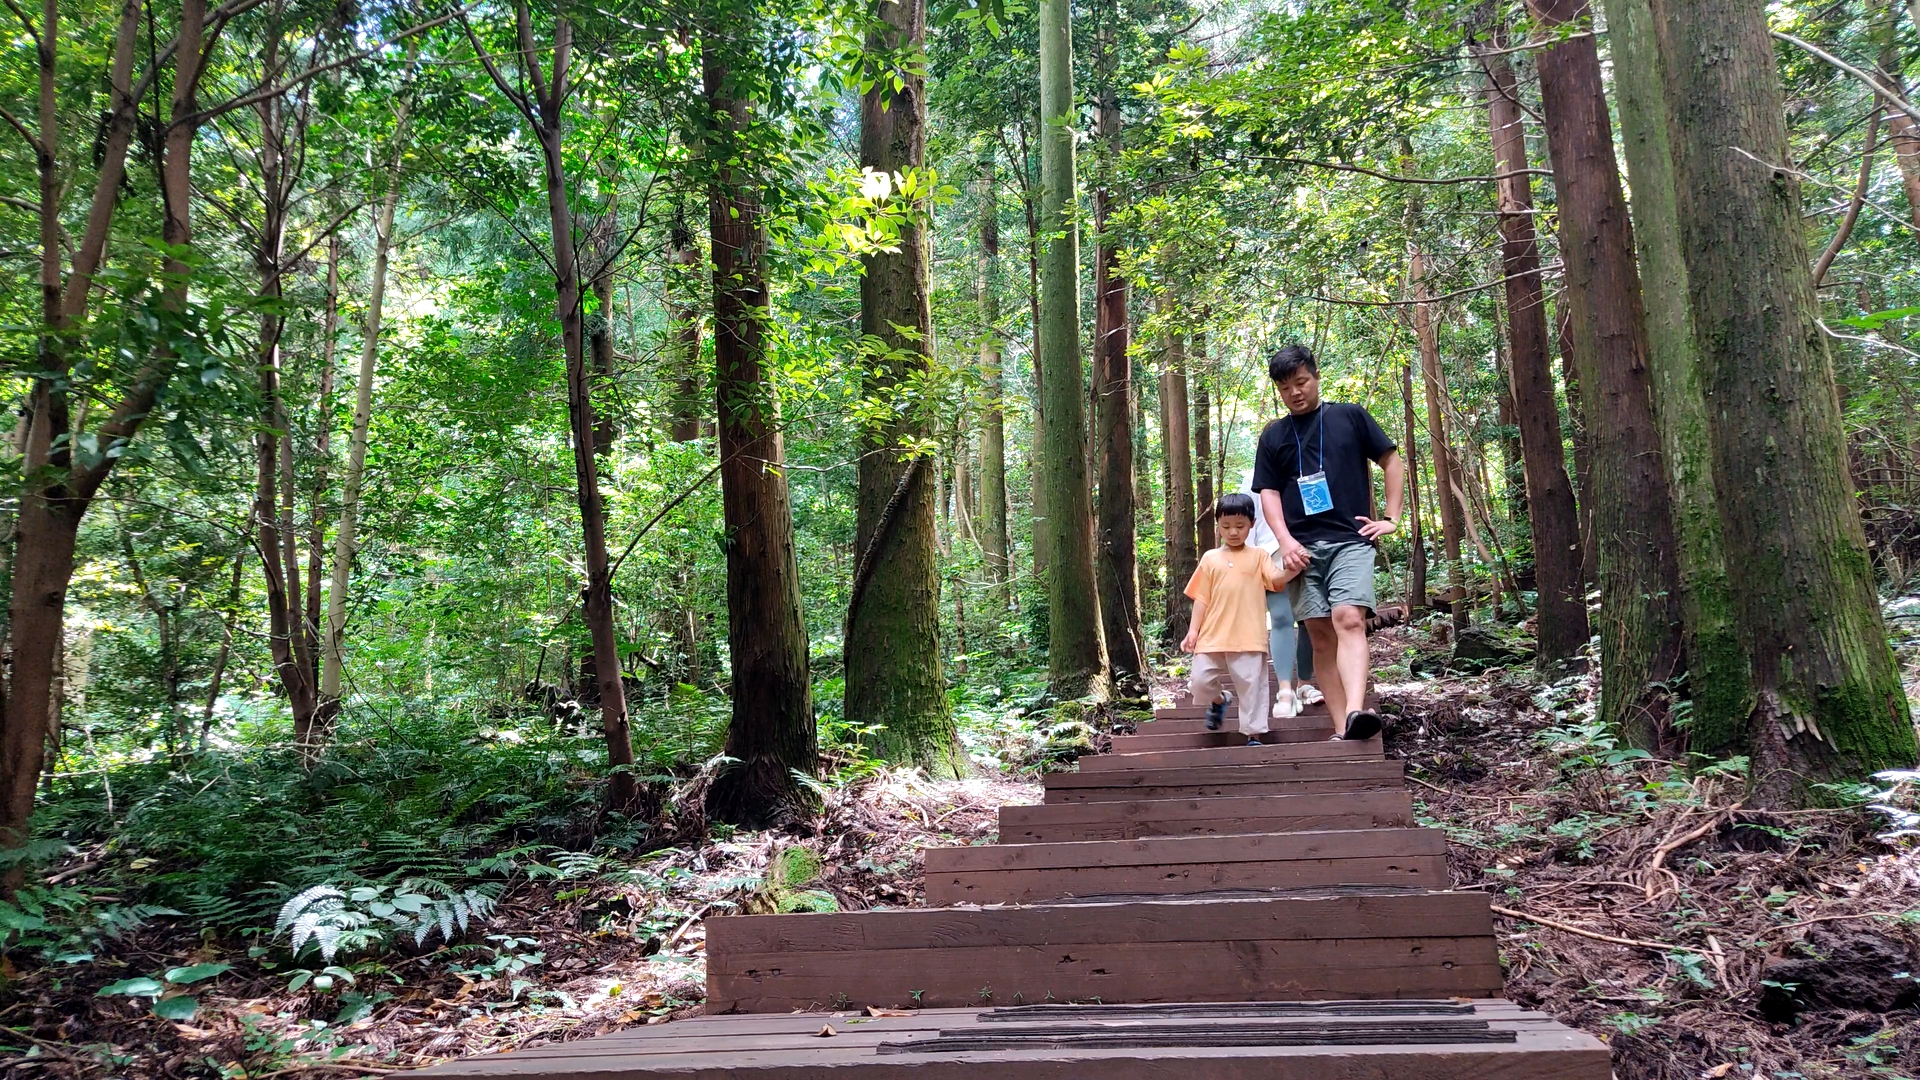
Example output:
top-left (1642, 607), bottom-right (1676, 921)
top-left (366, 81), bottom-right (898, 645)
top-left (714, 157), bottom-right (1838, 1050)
top-left (1206, 700), bottom-right (1225, 731)
top-left (1342, 709), bottom-right (1383, 741)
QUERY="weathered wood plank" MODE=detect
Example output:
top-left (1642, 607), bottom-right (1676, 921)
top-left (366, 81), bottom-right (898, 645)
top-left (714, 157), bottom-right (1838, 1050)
top-left (998, 791), bottom-right (1416, 842)
top-left (1077, 739), bottom-right (1383, 773)
top-left (928, 828), bottom-right (1443, 873)
top-left (1111, 727), bottom-right (1335, 752)
top-left (925, 855), bottom-right (1449, 905)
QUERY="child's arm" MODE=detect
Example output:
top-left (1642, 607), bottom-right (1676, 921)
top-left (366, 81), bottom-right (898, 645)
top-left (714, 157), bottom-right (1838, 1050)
top-left (1181, 597), bottom-right (1207, 654)
top-left (1261, 549), bottom-right (1294, 591)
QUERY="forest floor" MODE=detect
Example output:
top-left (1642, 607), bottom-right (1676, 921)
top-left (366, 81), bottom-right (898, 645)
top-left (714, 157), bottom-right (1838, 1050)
top-left (8, 621), bottom-right (1920, 1079)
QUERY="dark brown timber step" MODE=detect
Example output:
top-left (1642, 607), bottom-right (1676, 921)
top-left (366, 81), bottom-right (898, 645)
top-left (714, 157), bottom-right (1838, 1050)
top-left (1111, 726), bottom-right (1337, 752)
top-left (1043, 758), bottom-right (1404, 803)
top-left (998, 790), bottom-right (1416, 842)
top-left (1137, 711), bottom-right (1331, 736)
top-left (702, 890), bottom-right (1504, 1013)
top-left (410, 1000), bottom-right (1611, 1078)
top-left (1153, 703), bottom-right (1330, 721)
top-left (1076, 738), bottom-right (1382, 773)
top-left (923, 828), bottom-right (1448, 905)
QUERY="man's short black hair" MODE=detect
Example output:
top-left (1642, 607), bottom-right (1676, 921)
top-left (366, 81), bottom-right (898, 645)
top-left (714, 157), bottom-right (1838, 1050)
top-left (1216, 492), bottom-right (1257, 523)
top-left (1269, 344), bottom-right (1318, 384)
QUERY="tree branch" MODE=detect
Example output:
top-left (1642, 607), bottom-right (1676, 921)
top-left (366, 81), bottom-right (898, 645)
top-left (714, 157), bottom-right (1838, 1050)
top-left (193, 4), bottom-right (470, 125)
top-left (1309, 262), bottom-right (1564, 307)
top-left (1773, 31), bottom-right (1920, 125)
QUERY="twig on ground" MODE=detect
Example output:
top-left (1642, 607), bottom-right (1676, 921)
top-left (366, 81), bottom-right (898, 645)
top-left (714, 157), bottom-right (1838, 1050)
top-left (663, 904), bottom-right (712, 951)
top-left (1644, 807), bottom-right (1740, 901)
top-left (1765, 910), bottom-right (1910, 935)
top-left (1489, 903), bottom-right (1710, 955)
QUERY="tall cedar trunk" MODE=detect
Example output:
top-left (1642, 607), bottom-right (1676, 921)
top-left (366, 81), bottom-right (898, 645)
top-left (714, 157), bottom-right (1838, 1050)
top-left (4, 0), bottom-right (198, 863)
top-left (1412, 246), bottom-right (1468, 632)
top-left (305, 235), bottom-right (336, 733)
top-left (1475, 36), bottom-right (1588, 660)
top-left (1532, 0), bottom-right (1685, 748)
top-left (1877, 32), bottom-right (1920, 234)
top-left (1192, 366), bottom-right (1215, 552)
top-left (1493, 334), bottom-right (1525, 530)
top-left (668, 210), bottom-right (704, 441)
top-left (1556, 301), bottom-right (1598, 589)
top-left (1159, 316), bottom-right (1198, 645)
top-left (846, 0), bottom-right (958, 776)
top-left (475, 10), bottom-right (641, 809)
top-left (1401, 357), bottom-right (1427, 606)
top-left (1021, 160), bottom-right (1049, 578)
top-left (1093, 86), bottom-right (1143, 689)
top-left (703, 45), bottom-right (818, 822)
top-left (1037, 0), bottom-right (1108, 696)
top-left (252, 76), bottom-right (323, 759)
top-left (587, 202), bottom-right (620, 454)
top-left (1601, 0), bottom-right (1753, 754)
top-left (976, 150), bottom-right (1011, 599)
top-left (1655, 0), bottom-right (1916, 801)
top-left (322, 144), bottom-right (406, 721)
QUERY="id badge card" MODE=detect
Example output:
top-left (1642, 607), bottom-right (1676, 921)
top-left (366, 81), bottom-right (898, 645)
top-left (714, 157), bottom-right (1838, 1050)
top-left (1298, 471), bottom-right (1333, 515)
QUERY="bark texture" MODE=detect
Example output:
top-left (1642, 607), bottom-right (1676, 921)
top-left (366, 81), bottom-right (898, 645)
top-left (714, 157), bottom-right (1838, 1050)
top-left (846, 0), bottom-right (957, 776)
top-left (1655, 0), bottom-right (1916, 800)
top-left (1093, 86), bottom-right (1143, 689)
top-left (1158, 316), bottom-right (1198, 645)
top-left (702, 44), bottom-right (818, 822)
top-left (1037, 0), bottom-right (1108, 696)
top-left (1192, 366), bottom-right (1215, 553)
top-left (1601, 0), bottom-right (1753, 755)
top-left (1531, 0), bottom-right (1684, 747)
top-left (976, 151), bottom-right (1011, 600)
top-left (1475, 35), bottom-right (1587, 661)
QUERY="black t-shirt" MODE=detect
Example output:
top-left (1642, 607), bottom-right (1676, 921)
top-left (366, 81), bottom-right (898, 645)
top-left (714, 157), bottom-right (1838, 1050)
top-left (1251, 402), bottom-right (1397, 546)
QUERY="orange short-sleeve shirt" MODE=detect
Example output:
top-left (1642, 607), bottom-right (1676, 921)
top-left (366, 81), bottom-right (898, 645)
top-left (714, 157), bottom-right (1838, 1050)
top-left (1184, 545), bottom-right (1280, 653)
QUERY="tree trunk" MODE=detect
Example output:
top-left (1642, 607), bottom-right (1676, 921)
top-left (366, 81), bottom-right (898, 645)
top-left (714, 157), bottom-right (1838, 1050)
top-left (703, 45), bottom-right (817, 822)
top-left (1159, 313), bottom-right (1198, 646)
top-left (1413, 245), bottom-right (1469, 633)
top-left (1401, 356), bottom-right (1427, 607)
top-left (305, 234), bottom-right (337, 724)
top-left (1532, 0), bottom-right (1685, 748)
top-left (846, 0), bottom-right (957, 776)
top-left (1192, 365), bottom-right (1215, 553)
top-left (1601, 0), bottom-right (1753, 755)
top-left (322, 147), bottom-right (405, 725)
top-left (1037, 0), bottom-right (1108, 697)
top-left (1876, 32), bottom-right (1920, 234)
top-left (1556, 301), bottom-right (1598, 590)
top-left (1475, 34), bottom-right (1588, 659)
top-left (587, 200), bottom-right (620, 455)
top-left (976, 150), bottom-right (1011, 601)
top-left (1655, 0), bottom-right (1916, 801)
top-left (1093, 86), bottom-right (1143, 690)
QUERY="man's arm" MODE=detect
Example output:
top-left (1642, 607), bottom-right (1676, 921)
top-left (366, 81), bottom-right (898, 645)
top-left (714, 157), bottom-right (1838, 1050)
top-left (1260, 488), bottom-right (1310, 571)
top-left (1357, 448), bottom-right (1406, 541)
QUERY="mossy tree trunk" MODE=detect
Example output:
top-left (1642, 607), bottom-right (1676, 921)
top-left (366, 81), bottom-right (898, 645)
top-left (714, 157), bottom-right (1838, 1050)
top-left (1159, 312), bottom-right (1198, 646)
top-left (1093, 63), bottom-right (1144, 691)
top-left (1601, 0), bottom-right (1753, 756)
top-left (846, 0), bottom-right (958, 776)
top-left (1037, 0), bottom-right (1109, 697)
top-left (1530, 0), bottom-right (1684, 748)
top-left (976, 150), bottom-right (1011, 604)
top-left (1654, 0), bottom-right (1917, 803)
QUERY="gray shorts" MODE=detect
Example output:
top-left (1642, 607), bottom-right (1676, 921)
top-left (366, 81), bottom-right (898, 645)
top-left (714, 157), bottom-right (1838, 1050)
top-left (1288, 540), bottom-right (1378, 620)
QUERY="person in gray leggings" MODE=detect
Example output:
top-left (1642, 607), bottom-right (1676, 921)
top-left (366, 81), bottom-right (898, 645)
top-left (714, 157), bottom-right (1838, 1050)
top-left (1246, 469), bottom-right (1317, 717)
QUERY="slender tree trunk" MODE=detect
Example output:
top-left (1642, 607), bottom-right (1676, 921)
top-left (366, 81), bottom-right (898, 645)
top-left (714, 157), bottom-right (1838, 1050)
top-left (1413, 246), bottom-right (1469, 633)
top-left (1556, 301), bottom-right (1598, 590)
top-left (1037, 0), bottom-right (1108, 696)
top-left (1159, 313), bottom-right (1198, 645)
top-left (306, 235), bottom-right (337, 712)
top-left (1093, 81), bottom-right (1143, 689)
top-left (1531, 0), bottom-right (1684, 748)
top-left (322, 141), bottom-right (406, 724)
top-left (1401, 356), bottom-right (1427, 607)
top-left (1655, 0), bottom-right (1916, 802)
top-left (668, 209), bottom-right (705, 442)
top-left (1192, 363), bottom-right (1215, 553)
top-left (846, 0), bottom-right (956, 775)
top-left (1876, 33), bottom-right (1920, 234)
top-left (703, 44), bottom-right (817, 822)
top-left (1475, 34), bottom-right (1588, 659)
top-left (1602, 0), bottom-right (1753, 755)
top-left (976, 150), bottom-right (1011, 601)
top-left (1018, 147), bottom-right (1050, 579)
top-left (587, 198), bottom-right (621, 455)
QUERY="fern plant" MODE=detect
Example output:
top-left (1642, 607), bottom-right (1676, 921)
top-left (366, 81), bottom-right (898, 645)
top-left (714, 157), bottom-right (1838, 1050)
top-left (275, 880), bottom-right (498, 961)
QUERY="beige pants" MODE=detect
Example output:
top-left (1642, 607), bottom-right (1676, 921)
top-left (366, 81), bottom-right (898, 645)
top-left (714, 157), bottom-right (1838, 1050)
top-left (1188, 651), bottom-right (1271, 736)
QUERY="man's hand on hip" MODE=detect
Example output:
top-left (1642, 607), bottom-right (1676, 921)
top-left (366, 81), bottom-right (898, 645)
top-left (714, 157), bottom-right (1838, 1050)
top-left (1356, 516), bottom-right (1397, 541)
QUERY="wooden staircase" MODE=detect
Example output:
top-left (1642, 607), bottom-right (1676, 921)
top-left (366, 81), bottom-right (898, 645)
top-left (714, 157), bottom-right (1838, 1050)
top-left (416, 696), bottom-right (1609, 1078)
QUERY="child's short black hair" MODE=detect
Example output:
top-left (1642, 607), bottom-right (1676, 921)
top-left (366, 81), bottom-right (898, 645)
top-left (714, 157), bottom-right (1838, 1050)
top-left (1216, 492), bottom-right (1257, 523)
top-left (1268, 344), bottom-right (1318, 383)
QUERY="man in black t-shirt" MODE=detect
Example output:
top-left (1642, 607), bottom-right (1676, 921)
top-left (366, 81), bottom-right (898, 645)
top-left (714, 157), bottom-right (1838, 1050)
top-left (1252, 345), bottom-right (1405, 741)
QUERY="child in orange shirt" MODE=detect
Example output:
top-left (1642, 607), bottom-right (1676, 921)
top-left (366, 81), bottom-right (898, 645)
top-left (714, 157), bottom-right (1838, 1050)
top-left (1180, 493), bottom-right (1294, 743)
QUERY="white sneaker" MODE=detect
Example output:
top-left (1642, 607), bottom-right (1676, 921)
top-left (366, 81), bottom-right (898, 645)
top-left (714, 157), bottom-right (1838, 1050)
top-left (1271, 690), bottom-right (1297, 719)
top-left (1298, 684), bottom-right (1325, 706)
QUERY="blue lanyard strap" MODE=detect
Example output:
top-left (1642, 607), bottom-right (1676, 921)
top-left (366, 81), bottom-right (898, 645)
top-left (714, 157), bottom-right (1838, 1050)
top-left (1293, 408), bottom-right (1325, 476)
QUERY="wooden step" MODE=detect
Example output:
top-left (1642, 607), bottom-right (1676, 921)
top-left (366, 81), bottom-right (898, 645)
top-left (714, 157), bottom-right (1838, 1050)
top-left (1154, 703), bottom-right (1330, 720)
top-left (998, 790), bottom-right (1417, 843)
top-left (703, 890), bottom-right (1505, 1013)
top-left (924, 828), bottom-right (1448, 905)
top-left (1140, 711), bottom-right (1332, 735)
top-left (1077, 738), bottom-right (1382, 773)
top-left (411, 1000), bottom-right (1611, 1078)
top-left (1044, 758), bottom-right (1404, 803)
top-left (1112, 725), bottom-right (1336, 753)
